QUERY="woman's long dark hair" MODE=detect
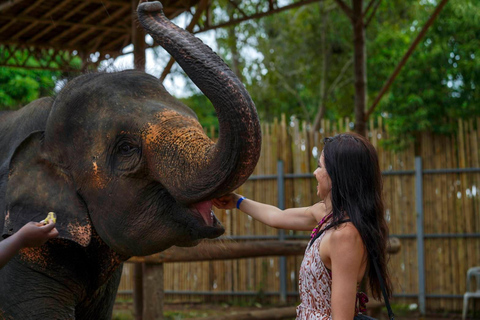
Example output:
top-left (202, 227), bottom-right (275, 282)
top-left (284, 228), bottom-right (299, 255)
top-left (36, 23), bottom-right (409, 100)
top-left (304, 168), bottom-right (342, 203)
top-left (310, 132), bottom-right (392, 300)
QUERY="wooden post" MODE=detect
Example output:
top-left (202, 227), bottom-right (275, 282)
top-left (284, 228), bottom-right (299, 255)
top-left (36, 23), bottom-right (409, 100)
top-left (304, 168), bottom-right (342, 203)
top-left (143, 263), bottom-right (164, 320)
top-left (133, 263), bottom-right (144, 320)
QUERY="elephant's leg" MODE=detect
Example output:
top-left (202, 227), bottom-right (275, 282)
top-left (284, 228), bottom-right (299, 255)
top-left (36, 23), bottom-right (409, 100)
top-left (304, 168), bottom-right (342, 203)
top-left (75, 264), bottom-right (123, 320)
top-left (0, 258), bottom-right (77, 319)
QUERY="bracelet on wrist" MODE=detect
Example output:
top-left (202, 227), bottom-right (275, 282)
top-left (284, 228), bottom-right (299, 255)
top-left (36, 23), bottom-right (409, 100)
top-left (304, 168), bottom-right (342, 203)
top-left (236, 196), bottom-right (246, 209)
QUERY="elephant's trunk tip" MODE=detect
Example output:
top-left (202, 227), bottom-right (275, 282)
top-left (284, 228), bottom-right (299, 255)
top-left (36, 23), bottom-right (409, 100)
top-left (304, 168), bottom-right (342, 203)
top-left (137, 1), bottom-right (163, 13)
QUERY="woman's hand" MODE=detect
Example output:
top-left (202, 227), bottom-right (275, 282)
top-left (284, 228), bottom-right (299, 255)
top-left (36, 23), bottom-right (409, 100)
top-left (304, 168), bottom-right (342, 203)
top-left (213, 193), bottom-right (318, 231)
top-left (212, 193), bottom-right (242, 210)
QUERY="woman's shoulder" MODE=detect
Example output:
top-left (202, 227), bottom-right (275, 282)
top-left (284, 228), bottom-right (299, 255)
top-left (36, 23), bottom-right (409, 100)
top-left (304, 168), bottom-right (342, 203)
top-left (329, 222), bottom-right (363, 248)
top-left (309, 201), bottom-right (329, 220)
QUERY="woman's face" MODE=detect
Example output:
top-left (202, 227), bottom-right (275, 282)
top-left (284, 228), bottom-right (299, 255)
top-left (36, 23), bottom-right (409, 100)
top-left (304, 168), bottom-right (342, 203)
top-left (313, 151), bottom-right (332, 200)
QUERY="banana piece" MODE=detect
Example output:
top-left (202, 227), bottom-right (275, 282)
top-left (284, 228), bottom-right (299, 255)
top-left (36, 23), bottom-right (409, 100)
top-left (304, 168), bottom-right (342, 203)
top-left (40, 212), bottom-right (57, 225)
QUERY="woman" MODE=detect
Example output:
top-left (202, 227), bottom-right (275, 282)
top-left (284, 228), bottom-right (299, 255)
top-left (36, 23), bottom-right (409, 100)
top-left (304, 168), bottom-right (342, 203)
top-left (213, 132), bottom-right (392, 319)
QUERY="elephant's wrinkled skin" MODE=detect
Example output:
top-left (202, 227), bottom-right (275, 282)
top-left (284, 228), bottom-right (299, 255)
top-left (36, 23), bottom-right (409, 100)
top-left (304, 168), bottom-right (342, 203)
top-left (0, 2), bottom-right (261, 319)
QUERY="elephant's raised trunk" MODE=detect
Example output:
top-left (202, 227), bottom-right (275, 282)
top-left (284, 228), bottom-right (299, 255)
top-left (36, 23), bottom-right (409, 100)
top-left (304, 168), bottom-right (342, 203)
top-left (137, 2), bottom-right (261, 204)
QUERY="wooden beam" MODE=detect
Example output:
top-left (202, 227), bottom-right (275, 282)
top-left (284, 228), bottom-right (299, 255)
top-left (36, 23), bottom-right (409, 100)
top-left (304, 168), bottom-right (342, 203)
top-left (101, 33), bottom-right (129, 51)
top-left (12, 0), bottom-right (71, 40)
top-left (128, 238), bottom-right (401, 264)
top-left (1, 14), bottom-right (128, 32)
top-left (30, 1), bottom-right (91, 42)
top-left (18, 0), bottom-right (45, 15)
top-left (128, 241), bottom-right (308, 264)
top-left (90, 33), bottom-right (107, 53)
top-left (0, 61), bottom-right (84, 72)
top-left (0, 19), bottom-right (17, 35)
top-left (71, 5), bottom-right (130, 47)
top-left (1, 39), bottom-right (85, 53)
top-left (365, 0), bottom-right (450, 120)
top-left (82, 0), bottom-right (130, 5)
top-left (51, 3), bottom-right (119, 44)
top-left (0, 0), bottom-right (37, 35)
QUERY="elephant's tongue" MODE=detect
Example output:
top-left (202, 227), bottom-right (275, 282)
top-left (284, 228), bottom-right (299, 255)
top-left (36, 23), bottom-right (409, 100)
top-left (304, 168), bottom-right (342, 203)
top-left (193, 200), bottom-right (213, 226)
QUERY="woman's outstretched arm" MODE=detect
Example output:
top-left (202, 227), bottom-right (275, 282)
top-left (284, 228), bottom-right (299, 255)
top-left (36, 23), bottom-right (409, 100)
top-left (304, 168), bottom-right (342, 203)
top-left (213, 193), bottom-right (327, 231)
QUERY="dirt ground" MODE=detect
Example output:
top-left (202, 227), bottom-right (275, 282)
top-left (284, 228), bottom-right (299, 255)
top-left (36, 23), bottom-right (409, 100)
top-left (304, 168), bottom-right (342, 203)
top-left (113, 302), bottom-right (474, 320)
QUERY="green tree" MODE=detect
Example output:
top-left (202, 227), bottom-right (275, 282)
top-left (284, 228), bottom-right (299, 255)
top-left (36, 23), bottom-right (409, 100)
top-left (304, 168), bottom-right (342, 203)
top-left (205, 0), bottom-right (479, 149)
top-left (0, 46), bottom-right (81, 110)
top-left (370, 0), bottom-right (480, 150)
top-left (180, 93), bottom-right (218, 133)
top-left (0, 67), bottom-right (59, 110)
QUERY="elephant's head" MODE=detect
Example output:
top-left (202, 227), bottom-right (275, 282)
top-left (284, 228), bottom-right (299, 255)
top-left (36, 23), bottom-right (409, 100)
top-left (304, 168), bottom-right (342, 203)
top-left (2, 2), bottom-right (261, 257)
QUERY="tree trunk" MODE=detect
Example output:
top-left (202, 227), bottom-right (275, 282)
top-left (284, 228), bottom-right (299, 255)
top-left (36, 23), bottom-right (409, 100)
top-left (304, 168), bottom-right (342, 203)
top-left (352, 0), bottom-right (367, 136)
top-left (312, 3), bottom-right (329, 132)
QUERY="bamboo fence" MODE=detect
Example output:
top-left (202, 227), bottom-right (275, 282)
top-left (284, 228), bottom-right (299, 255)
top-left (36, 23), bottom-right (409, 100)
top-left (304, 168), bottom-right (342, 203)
top-left (116, 116), bottom-right (480, 312)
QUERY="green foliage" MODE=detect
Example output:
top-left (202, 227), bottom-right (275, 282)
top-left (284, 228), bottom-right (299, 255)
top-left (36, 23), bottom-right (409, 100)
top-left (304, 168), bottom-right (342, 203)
top-left (179, 94), bottom-right (218, 134)
top-left (241, 1), bottom-right (355, 122)
top-left (184, 0), bottom-right (480, 150)
top-left (0, 46), bottom-right (81, 110)
top-left (0, 67), bottom-right (59, 110)
top-left (369, 0), bottom-right (480, 150)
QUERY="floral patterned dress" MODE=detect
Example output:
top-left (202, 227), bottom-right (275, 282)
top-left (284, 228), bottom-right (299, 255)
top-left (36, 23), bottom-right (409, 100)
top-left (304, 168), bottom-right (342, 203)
top-left (296, 231), bottom-right (333, 320)
top-left (296, 217), bottom-right (368, 320)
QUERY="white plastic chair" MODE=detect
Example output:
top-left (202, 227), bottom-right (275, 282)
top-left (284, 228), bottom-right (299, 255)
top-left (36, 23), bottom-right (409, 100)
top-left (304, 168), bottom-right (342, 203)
top-left (463, 266), bottom-right (480, 320)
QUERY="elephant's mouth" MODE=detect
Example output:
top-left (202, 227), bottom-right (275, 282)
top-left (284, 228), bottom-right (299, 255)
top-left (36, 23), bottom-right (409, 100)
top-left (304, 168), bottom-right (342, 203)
top-left (190, 200), bottom-right (215, 226)
top-left (188, 200), bottom-right (224, 238)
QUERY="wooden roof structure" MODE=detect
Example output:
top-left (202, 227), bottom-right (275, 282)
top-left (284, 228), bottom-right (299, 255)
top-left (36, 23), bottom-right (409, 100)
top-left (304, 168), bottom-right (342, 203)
top-left (0, 0), bottom-right (322, 73)
top-left (0, 0), bottom-right (201, 71)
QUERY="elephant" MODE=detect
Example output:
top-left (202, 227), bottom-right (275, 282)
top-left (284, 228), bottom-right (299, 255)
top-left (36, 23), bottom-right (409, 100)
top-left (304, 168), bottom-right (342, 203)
top-left (0, 2), bottom-right (261, 319)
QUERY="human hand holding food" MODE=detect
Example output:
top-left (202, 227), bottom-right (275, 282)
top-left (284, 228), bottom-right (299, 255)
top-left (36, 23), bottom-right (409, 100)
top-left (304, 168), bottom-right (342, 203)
top-left (0, 213), bottom-right (59, 269)
top-left (212, 193), bottom-right (243, 210)
top-left (16, 213), bottom-right (59, 248)
top-left (39, 212), bottom-right (56, 225)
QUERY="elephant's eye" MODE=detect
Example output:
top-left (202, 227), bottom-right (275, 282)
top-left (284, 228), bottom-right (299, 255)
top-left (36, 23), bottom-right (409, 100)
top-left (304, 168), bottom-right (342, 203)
top-left (111, 135), bottom-right (142, 173)
top-left (118, 143), bottom-right (137, 156)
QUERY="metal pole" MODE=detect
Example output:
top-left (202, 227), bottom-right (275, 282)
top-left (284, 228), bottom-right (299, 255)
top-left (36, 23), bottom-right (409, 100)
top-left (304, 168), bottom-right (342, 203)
top-left (277, 160), bottom-right (287, 303)
top-left (415, 156), bottom-right (426, 315)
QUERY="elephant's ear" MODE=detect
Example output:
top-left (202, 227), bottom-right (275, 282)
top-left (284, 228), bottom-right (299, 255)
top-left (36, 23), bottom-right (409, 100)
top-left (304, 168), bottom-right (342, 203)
top-left (2, 131), bottom-right (92, 247)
